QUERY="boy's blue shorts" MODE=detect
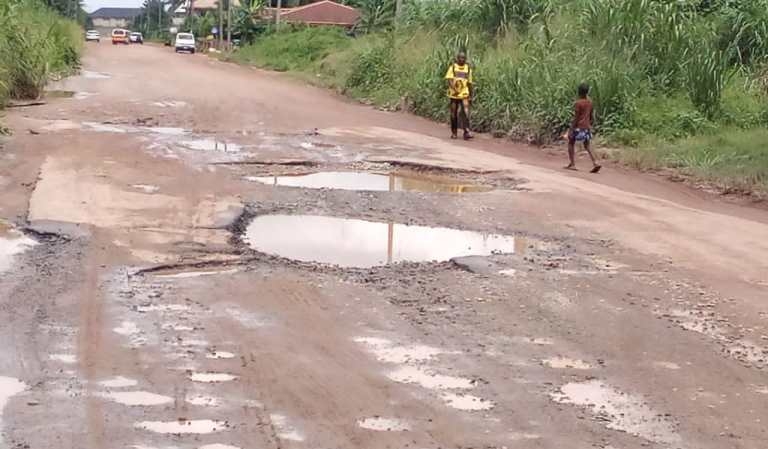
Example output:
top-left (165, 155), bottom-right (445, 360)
top-left (571, 129), bottom-right (592, 142)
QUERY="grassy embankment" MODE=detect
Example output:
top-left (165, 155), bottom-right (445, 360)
top-left (228, 0), bottom-right (768, 197)
top-left (0, 0), bottom-right (83, 133)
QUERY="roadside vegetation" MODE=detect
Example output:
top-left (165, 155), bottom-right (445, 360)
top-left (220, 0), bottom-right (768, 197)
top-left (0, 0), bottom-right (83, 132)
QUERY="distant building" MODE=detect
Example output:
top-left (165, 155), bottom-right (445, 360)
top-left (265, 0), bottom-right (361, 28)
top-left (89, 7), bottom-right (142, 30)
top-left (185, 0), bottom-right (241, 14)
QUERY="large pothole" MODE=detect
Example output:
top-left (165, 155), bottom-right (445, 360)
top-left (243, 214), bottom-right (522, 268)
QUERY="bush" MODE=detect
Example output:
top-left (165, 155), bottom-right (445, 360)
top-left (230, 0), bottom-right (768, 194)
top-left (231, 26), bottom-right (350, 72)
top-left (0, 0), bottom-right (82, 101)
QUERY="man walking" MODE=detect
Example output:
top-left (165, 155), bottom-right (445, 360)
top-left (444, 52), bottom-right (474, 140)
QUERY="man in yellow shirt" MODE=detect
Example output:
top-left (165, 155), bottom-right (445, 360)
top-left (444, 52), bottom-right (474, 140)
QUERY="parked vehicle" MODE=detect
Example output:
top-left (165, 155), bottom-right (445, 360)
top-left (85, 30), bottom-right (100, 43)
top-left (129, 32), bottom-right (144, 44)
top-left (111, 29), bottom-right (129, 45)
top-left (174, 33), bottom-right (195, 54)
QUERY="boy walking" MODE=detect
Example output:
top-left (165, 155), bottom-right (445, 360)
top-left (566, 83), bottom-right (601, 173)
top-left (445, 52), bottom-right (474, 140)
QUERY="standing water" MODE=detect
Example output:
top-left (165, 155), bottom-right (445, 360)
top-left (244, 215), bottom-right (518, 268)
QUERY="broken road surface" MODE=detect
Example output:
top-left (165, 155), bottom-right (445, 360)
top-left (1, 44), bottom-right (767, 449)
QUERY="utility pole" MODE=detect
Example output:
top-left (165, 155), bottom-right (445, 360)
top-left (218, 0), bottom-right (223, 49)
top-left (158, 0), bottom-right (162, 35)
top-left (226, 0), bottom-right (231, 47)
top-left (275, 0), bottom-right (282, 27)
top-left (395, 0), bottom-right (402, 27)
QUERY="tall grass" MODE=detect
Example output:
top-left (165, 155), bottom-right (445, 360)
top-left (229, 26), bottom-right (350, 72)
top-left (0, 0), bottom-right (82, 102)
top-left (234, 0), bottom-right (768, 193)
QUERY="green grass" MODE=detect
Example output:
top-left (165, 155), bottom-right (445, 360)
top-left (226, 1), bottom-right (768, 197)
top-left (623, 128), bottom-right (768, 195)
top-left (229, 26), bottom-right (351, 72)
top-left (0, 0), bottom-right (82, 103)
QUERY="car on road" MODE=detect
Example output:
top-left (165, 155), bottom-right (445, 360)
top-left (174, 33), bottom-right (195, 54)
top-left (85, 30), bottom-right (100, 43)
top-left (111, 28), bottom-right (129, 45)
top-left (129, 32), bottom-right (144, 44)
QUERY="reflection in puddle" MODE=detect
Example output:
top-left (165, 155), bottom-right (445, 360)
top-left (245, 215), bottom-right (518, 268)
top-left (206, 351), bottom-right (235, 359)
top-left (244, 171), bottom-right (491, 193)
top-left (82, 70), bottom-right (111, 79)
top-left (186, 395), bottom-right (222, 407)
top-left (99, 376), bottom-right (138, 388)
top-left (441, 392), bottom-right (495, 411)
top-left (131, 184), bottom-right (160, 194)
top-left (156, 268), bottom-right (238, 279)
top-left (188, 372), bottom-right (238, 383)
top-left (98, 391), bottom-right (173, 406)
top-left (551, 380), bottom-right (681, 446)
top-left (0, 377), bottom-right (27, 447)
top-left (357, 417), bottom-right (410, 431)
top-left (269, 414), bottom-right (304, 442)
top-left (387, 366), bottom-right (474, 390)
top-left (74, 91), bottom-right (98, 100)
top-left (49, 354), bottom-right (77, 364)
top-left (180, 139), bottom-right (241, 152)
top-left (135, 419), bottom-right (229, 434)
top-left (542, 357), bottom-right (592, 370)
top-left (354, 337), bottom-right (447, 364)
top-left (0, 223), bottom-right (36, 273)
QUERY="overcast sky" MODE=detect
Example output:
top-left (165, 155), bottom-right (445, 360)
top-left (84, 0), bottom-right (144, 12)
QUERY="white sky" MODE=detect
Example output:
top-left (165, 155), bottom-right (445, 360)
top-left (84, 0), bottom-right (143, 12)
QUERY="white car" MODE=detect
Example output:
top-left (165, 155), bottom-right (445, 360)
top-left (85, 30), bottom-right (100, 42)
top-left (174, 33), bottom-right (195, 54)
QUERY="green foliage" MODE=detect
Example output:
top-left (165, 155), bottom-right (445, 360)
top-left (232, 0), bottom-right (267, 43)
top-left (627, 128), bottom-right (768, 193)
top-left (132, 0), bottom-right (171, 40)
top-left (231, 26), bottom-right (350, 71)
top-left (183, 11), bottom-right (217, 38)
top-left (232, 0), bottom-right (768, 194)
top-left (0, 0), bottom-right (82, 101)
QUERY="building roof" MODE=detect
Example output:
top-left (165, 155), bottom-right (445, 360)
top-left (272, 0), bottom-right (360, 26)
top-left (89, 7), bottom-right (142, 19)
top-left (191, 0), bottom-right (240, 10)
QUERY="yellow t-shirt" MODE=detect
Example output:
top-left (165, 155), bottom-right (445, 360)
top-left (445, 63), bottom-right (473, 99)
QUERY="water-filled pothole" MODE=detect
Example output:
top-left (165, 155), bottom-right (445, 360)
top-left (244, 171), bottom-right (491, 193)
top-left (0, 222), bottom-right (36, 274)
top-left (244, 215), bottom-right (518, 268)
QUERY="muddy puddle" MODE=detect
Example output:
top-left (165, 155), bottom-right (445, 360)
top-left (244, 215), bottom-right (518, 268)
top-left (357, 417), bottom-right (410, 431)
top-left (551, 380), bottom-right (681, 446)
top-left (0, 377), bottom-right (27, 447)
top-left (135, 419), bottom-right (229, 434)
top-left (0, 222), bottom-right (36, 273)
top-left (244, 171), bottom-right (491, 193)
top-left (180, 138), bottom-right (241, 152)
top-left (98, 391), bottom-right (173, 406)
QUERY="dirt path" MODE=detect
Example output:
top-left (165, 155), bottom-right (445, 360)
top-left (0, 43), bottom-right (766, 449)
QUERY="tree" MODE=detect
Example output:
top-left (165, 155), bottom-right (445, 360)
top-left (132, 0), bottom-right (171, 38)
top-left (232, 0), bottom-right (265, 43)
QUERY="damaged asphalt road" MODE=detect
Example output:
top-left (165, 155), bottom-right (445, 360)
top-left (0, 44), bottom-right (767, 449)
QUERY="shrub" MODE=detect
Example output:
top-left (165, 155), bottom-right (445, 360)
top-left (0, 0), bottom-right (81, 101)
